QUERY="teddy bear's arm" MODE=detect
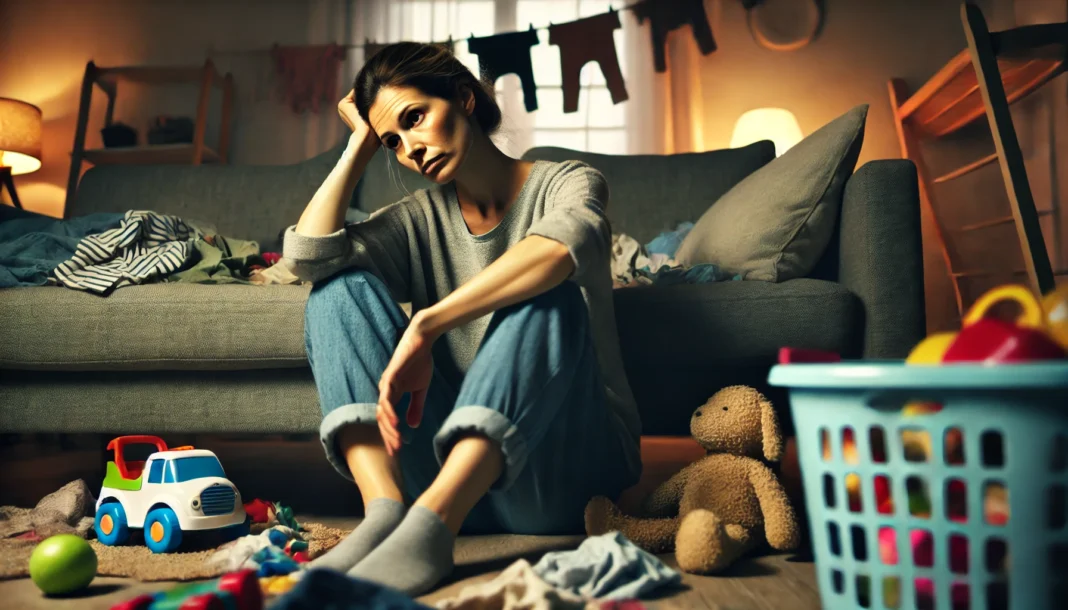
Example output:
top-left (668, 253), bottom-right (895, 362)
top-left (747, 461), bottom-right (801, 551)
top-left (640, 463), bottom-right (694, 517)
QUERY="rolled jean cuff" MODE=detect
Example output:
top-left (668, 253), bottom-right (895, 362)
top-left (319, 402), bottom-right (379, 482)
top-left (433, 406), bottom-right (529, 492)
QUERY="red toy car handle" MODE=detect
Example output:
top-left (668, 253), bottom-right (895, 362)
top-left (107, 435), bottom-right (169, 480)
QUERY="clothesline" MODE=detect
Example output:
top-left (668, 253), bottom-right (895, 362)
top-left (208, 2), bottom-right (645, 56)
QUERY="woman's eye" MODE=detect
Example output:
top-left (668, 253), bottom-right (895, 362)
top-left (407, 110), bottom-right (424, 126)
top-left (386, 136), bottom-right (400, 149)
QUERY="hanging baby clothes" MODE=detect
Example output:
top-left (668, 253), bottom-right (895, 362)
top-left (548, 10), bottom-right (628, 113)
top-left (631, 0), bottom-right (717, 73)
top-left (270, 44), bottom-right (347, 113)
top-left (467, 27), bottom-right (540, 112)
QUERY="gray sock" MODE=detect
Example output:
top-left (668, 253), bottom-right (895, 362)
top-left (310, 497), bottom-right (406, 572)
top-left (347, 505), bottom-right (455, 596)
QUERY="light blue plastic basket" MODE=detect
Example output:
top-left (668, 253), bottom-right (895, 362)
top-left (768, 361), bottom-right (1068, 610)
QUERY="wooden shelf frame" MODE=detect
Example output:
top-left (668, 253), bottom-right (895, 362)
top-left (888, 2), bottom-right (1067, 316)
top-left (64, 59), bottom-right (234, 217)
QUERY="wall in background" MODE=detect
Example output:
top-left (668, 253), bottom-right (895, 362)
top-left (0, 0), bottom-right (337, 218)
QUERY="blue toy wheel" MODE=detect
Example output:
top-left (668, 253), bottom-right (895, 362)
top-left (143, 507), bottom-right (183, 553)
top-left (94, 502), bottom-right (130, 546)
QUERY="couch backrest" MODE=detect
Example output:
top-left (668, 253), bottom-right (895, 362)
top-left (353, 141), bottom-right (776, 244)
top-left (520, 142), bottom-right (776, 243)
top-left (74, 145), bottom-right (345, 252)
top-left (73, 140), bottom-right (776, 251)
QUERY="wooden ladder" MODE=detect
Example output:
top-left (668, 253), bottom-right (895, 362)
top-left (888, 2), bottom-right (1067, 316)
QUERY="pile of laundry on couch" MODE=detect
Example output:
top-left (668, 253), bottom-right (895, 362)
top-left (0, 209), bottom-right (286, 294)
top-left (0, 208), bottom-right (736, 295)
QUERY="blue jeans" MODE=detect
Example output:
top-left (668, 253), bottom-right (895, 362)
top-left (304, 269), bottom-right (637, 535)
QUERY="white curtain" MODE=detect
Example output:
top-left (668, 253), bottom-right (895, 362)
top-left (621, 1), bottom-right (712, 155)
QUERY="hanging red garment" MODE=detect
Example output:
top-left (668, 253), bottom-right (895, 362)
top-left (270, 43), bottom-right (347, 113)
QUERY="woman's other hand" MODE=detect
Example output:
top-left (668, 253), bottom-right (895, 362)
top-left (376, 312), bottom-right (437, 456)
top-left (339, 89), bottom-right (380, 152)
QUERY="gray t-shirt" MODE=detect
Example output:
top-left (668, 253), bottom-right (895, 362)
top-left (283, 159), bottom-right (641, 476)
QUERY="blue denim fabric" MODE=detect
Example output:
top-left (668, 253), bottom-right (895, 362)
top-left (304, 268), bottom-right (636, 535)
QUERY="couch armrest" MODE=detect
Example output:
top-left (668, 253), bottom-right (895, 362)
top-left (838, 160), bottom-right (926, 358)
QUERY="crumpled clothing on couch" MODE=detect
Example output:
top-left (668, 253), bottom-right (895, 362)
top-left (51, 210), bottom-right (268, 294)
top-left (611, 232), bottom-right (734, 289)
top-left (0, 479), bottom-right (96, 540)
top-left (0, 210), bottom-right (124, 288)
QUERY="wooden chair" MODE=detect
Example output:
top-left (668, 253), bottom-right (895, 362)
top-left (888, 2), bottom-right (1067, 316)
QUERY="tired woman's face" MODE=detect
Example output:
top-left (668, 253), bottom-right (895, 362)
top-left (368, 85), bottom-right (474, 184)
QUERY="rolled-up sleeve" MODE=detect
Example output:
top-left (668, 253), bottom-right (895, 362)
top-left (282, 202), bottom-right (412, 301)
top-left (524, 161), bottom-right (611, 285)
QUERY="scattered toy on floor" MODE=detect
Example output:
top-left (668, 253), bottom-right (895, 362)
top-left (109, 568), bottom-right (263, 610)
top-left (585, 386), bottom-right (801, 574)
top-left (28, 534), bottom-right (97, 596)
top-left (94, 435), bottom-right (249, 554)
top-left (271, 567), bottom-right (433, 609)
top-left (243, 498), bottom-right (277, 524)
top-left (209, 525), bottom-right (306, 574)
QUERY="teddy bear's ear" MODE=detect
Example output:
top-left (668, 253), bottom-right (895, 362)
top-left (760, 394), bottom-right (784, 461)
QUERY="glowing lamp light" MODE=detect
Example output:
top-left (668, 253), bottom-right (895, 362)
top-left (730, 108), bottom-right (803, 157)
top-left (0, 98), bottom-right (43, 175)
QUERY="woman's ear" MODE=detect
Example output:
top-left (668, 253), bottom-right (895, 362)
top-left (458, 85), bottom-right (476, 117)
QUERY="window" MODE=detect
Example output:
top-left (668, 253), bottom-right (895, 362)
top-left (384, 0), bottom-right (494, 78)
top-left (147, 460), bottom-right (164, 484)
top-left (163, 461), bottom-right (176, 484)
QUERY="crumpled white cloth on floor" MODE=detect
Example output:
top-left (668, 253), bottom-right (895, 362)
top-left (531, 532), bottom-right (681, 601)
top-left (435, 559), bottom-right (599, 610)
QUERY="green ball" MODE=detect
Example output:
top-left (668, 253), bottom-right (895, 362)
top-left (29, 534), bottom-right (97, 596)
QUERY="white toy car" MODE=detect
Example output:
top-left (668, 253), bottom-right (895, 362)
top-left (94, 435), bottom-right (249, 553)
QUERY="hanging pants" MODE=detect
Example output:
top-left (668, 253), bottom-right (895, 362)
top-left (304, 269), bottom-right (638, 535)
top-left (632, 0), bottom-right (718, 73)
top-left (549, 11), bottom-right (629, 113)
top-left (467, 28), bottom-right (540, 112)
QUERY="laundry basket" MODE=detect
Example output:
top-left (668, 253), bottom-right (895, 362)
top-left (768, 361), bottom-right (1068, 610)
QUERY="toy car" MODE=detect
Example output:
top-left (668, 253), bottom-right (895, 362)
top-left (110, 568), bottom-right (263, 610)
top-left (95, 435), bottom-right (249, 553)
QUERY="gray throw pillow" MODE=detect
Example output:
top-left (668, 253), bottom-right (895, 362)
top-left (675, 104), bottom-right (868, 282)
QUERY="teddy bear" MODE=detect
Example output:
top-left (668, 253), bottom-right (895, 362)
top-left (584, 385), bottom-right (801, 574)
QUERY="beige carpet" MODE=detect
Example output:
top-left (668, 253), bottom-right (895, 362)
top-left (0, 521), bottom-right (347, 582)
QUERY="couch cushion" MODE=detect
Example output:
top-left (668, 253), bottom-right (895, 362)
top-left (522, 142), bottom-right (776, 244)
top-left (0, 284), bottom-right (312, 371)
top-left (676, 105), bottom-right (868, 282)
top-left (613, 278), bottom-right (862, 435)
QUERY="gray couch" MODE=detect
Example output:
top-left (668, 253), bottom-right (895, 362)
top-left (0, 141), bottom-right (925, 438)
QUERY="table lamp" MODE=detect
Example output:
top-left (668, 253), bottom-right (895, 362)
top-left (0, 97), bottom-right (43, 209)
top-left (730, 108), bottom-right (803, 157)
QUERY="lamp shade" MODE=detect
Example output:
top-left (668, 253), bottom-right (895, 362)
top-left (730, 108), bottom-right (803, 157)
top-left (0, 98), bottom-right (42, 175)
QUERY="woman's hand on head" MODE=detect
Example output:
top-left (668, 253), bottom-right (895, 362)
top-left (338, 89), bottom-right (380, 151)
